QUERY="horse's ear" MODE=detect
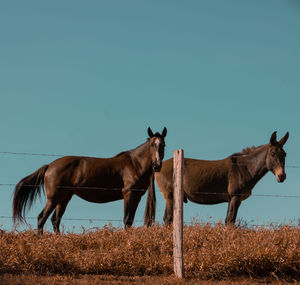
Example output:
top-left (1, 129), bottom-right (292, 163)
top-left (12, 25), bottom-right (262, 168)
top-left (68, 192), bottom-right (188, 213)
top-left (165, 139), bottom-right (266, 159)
top-left (162, 127), bottom-right (167, 138)
top-left (278, 132), bottom-right (289, 146)
top-left (269, 131), bottom-right (277, 145)
top-left (148, 127), bottom-right (154, 138)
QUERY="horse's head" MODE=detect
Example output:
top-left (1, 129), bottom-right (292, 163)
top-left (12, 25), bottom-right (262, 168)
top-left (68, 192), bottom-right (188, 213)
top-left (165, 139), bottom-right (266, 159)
top-left (147, 127), bottom-right (167, 172)
top-left (266, 131), bottom-right (289, 183)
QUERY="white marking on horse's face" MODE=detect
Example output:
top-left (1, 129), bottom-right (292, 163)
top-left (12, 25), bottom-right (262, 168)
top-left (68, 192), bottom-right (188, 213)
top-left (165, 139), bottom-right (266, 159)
top-left (150, 137), bottom-right (165, 172)
top-left (154, 138), bottom-right (162, 162)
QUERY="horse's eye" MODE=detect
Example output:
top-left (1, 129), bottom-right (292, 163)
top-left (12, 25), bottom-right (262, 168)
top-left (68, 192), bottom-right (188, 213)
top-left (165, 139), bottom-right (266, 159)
top-left (271, 152), bottom-right (275, 157)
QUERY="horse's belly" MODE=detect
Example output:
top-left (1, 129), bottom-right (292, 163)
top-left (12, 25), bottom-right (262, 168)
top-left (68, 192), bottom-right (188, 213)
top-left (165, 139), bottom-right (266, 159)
top-left (186, 192), bottom-right (229, 204)
top-left (185, 183), bottom-right (230, 204)
top-left (74, 188), bottom-right (123, 203)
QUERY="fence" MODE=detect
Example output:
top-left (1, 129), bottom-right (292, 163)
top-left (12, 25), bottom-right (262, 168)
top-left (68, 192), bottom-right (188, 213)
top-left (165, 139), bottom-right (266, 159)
top-left (0, 148), bottom-right (300, 278)
top-left (173, 149), bottom-right (184, 278)
top-left (0, 149), bottom-right (299, 226)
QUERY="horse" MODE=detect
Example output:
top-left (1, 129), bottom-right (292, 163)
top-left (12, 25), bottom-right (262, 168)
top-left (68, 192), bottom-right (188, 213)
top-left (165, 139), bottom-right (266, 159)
top-left (13, 127), bottom-right (167, 233)
top-left (154, 131), bottom-right (289, 226)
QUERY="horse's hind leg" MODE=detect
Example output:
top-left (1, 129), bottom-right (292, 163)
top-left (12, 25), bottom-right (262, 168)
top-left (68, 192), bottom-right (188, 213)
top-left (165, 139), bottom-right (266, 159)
top-left (162, 190), bottom-right (173, 225)
top-left (163, 192), bottom-right (187, 225)
top-left (51, 196), bottom-right (72, 234)
top-left (38, 200), bottom-right (56, 234)
top-left (225, 196), bottom-right (241, 226)
top-left (163, 197), bottom-right (173, 225)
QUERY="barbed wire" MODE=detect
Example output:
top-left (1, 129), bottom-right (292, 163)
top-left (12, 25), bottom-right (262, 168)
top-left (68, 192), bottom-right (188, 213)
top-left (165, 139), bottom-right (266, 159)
top-left (0, 151), bottom-right (64, 157)
top-left (0, 215), bottom-right (299, 230)
top-left (0, 183), bottom-right (299, 198)
top-left (0, 215), bottom-right (126, 223)
top-left (0, 183), bottom-right (148, 192)
top-left (190, 192), bottom-right (300, 198)
top-left (1, 150), bottom-right (299, 168)
top-left (286, 165), bottom-right (300, 169)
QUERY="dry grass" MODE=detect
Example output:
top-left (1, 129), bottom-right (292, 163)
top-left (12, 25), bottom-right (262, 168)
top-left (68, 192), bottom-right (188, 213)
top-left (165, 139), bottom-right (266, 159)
top-left (1, 274), bottom-right (298, 285)
top-left (0, 223), bottom-right (299, 282)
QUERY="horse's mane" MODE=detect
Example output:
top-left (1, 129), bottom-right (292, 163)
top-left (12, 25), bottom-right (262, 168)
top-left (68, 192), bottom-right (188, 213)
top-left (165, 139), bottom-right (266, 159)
top-left (151, 132), bottom-right (165, 139)
top-left (231, 145), bottom-right (265, 159)
top-left (114, 151), bottom-right (128, 158)
top-left (240, 146), bottom-right (257, 155)
top-left (113, 141), bottom-right (149, 158)
top-left (113, 134), bottom-right (164, 158)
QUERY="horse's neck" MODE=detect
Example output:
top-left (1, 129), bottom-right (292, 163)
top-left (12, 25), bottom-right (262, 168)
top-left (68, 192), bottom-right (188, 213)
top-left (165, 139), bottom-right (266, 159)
top-left (239, 145), bottom-right (269, 183)
top-left (130, 141), bottom-right (152, 174)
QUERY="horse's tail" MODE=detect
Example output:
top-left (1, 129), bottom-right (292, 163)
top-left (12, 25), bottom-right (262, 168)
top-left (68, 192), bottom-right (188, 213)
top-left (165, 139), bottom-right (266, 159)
top-left (13, 164), bottom-right (49, 224)
top-left (144, 173), bottom-right (156, 227)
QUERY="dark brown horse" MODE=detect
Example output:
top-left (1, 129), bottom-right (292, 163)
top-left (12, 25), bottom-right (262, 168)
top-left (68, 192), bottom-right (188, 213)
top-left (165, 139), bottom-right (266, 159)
top-left (13, 127), bottom-right (167, 233)
top-left (155, 131), bottom-right (289, 226)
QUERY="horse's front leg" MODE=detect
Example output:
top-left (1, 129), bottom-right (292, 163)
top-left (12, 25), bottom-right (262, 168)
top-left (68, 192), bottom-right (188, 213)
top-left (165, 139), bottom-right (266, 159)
top-left (122, 180), bottom-right (142, 228)
top-left (225, 195), bottom-right (241, 225)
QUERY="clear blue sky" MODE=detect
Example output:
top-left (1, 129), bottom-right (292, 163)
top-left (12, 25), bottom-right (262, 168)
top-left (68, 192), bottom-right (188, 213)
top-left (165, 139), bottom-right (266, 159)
top-left (0, 1), bottom-right (299, 232)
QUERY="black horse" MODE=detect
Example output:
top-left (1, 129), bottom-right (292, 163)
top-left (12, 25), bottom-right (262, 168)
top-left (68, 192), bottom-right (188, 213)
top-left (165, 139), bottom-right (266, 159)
top-left (13, 127), bottom-right (167, 233)
top-left (155, 131), bottom-right (288, 225)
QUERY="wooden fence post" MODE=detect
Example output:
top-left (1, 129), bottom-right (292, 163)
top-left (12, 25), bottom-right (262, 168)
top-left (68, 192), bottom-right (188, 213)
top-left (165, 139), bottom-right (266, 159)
top-left (173, 149), bottom-right (184, 278)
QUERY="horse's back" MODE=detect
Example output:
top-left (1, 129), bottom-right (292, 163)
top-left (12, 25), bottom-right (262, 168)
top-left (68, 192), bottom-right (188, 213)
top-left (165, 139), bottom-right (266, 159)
top-left (45, 156), bottom-right (124, 187)
top-left (156, 157), bottom-right (231, 204)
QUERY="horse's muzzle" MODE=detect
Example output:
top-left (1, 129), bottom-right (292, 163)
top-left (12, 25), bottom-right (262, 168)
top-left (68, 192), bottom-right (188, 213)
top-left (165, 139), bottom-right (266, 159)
top-left (152, 162), bottom-right (162, 172)
top-left (276, 173), bottom-right (286, 183)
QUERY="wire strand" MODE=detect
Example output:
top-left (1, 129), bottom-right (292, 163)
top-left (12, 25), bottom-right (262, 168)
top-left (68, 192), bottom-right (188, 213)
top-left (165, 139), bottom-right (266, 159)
top-left (0, 184), bottom-right (148, 192)
top-left (0, 215), bottom-right (147, 224)
top-left (1, 216), bottom-right (299, 229)
top-left (0, 183), bottom-right (299, 198)
top-left (0, 151), bottom-right (64, 157)
top-left (1, 150), bottom-right (299, 168)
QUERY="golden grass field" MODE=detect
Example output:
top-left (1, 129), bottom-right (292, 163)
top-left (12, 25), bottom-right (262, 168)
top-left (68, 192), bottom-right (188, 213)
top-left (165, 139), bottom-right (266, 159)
top-left (0, 223), bottom-right (299, 284)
